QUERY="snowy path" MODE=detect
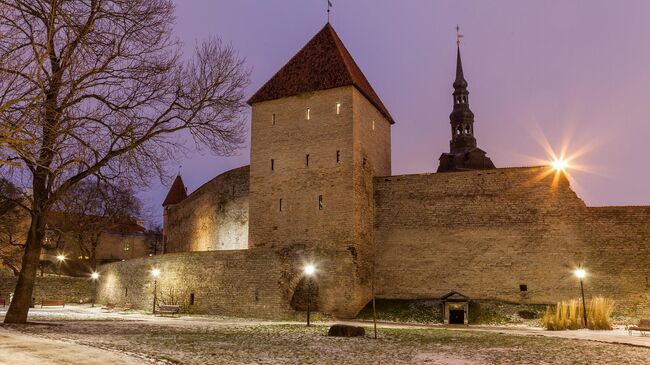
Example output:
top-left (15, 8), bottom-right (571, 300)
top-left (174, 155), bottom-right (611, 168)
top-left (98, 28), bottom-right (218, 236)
top-left (0, 327), bottom-right (142, 365)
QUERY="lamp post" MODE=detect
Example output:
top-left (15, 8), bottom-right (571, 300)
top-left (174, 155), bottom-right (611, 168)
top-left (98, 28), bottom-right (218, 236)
top-left (575, 267), bottom-right (588, 328)
top-left (151, 268), bottom-right (160, 314)
top-left (90, 272), bottom-right (99, 308)
top-left (56, 254), bottom-right (66, 276)
top-left (303, 264), bottom-right (315, 326)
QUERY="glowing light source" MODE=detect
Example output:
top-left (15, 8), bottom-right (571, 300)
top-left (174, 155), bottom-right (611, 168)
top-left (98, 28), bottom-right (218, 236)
top-left (575, 268), bottom-right (586, 279)
top-left (91, 272), bottom-right (100, 280)
top-left (551, 159), bottom-right (568, 171)
top-left (56, 254), bottom-right (66, 262)
top-left (151, 268), bottom-right (161, 278)
top-left (304, 264), bottom-right (315, 276)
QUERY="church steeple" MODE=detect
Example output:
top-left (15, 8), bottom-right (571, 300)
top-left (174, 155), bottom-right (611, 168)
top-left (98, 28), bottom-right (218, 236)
top-left (437, 40), bottom-right (495, 173)
top-left (449, 45), bottom-right (477, 154)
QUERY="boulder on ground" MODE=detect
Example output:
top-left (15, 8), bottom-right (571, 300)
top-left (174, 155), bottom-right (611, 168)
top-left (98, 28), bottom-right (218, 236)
top-left (327, 324), bottom-right (365, 337)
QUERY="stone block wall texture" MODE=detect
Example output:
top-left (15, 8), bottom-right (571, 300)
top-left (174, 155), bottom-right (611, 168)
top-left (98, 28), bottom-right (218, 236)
top-left (164, 166), bottom-right (249, 253)
top-left (0, 271), bottom-right (93, 305)
top-left (96, 249), bottom-right (297, 318)
top-left (373, 166), bottom-right (650, 317)
top-left (248, 86), bottom-right (391, 317)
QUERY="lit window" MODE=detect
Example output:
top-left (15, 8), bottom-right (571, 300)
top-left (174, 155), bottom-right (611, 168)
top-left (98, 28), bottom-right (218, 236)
top-left (336, 102), bottom-right (341, 115)
top-left (272, 113), bottom-right (276, 125)
top-left (318, 195), bottom-right (323, 210)
top-left (123, 242), bottom-right (130, 251)
top-left (306, 108), bottom-right (310, 120)
top-left (372, 120), bottom-right (375, 131)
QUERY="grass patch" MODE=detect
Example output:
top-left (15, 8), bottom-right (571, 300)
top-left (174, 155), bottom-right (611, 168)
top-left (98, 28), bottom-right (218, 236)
top-left (543, 296), bottom-right (614, 330)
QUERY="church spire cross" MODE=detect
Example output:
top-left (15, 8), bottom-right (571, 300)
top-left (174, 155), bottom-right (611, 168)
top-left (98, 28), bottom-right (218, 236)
top-left (456, 25), bottom-right (464, 47)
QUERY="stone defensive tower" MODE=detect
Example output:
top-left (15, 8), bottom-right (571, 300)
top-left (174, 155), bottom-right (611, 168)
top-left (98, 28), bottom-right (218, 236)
top-left (438, 45), bottom-right (495, 172)
top-left (247, 23), bottom-right (393, 316)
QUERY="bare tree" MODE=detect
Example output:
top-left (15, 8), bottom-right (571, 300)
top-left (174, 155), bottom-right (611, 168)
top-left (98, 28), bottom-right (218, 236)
top-left (145, 225), bottom-right (163, 256)
top-left (51, 179), bottom-right (142, 271)
top-left (0, 0), bottom-right (249, 323)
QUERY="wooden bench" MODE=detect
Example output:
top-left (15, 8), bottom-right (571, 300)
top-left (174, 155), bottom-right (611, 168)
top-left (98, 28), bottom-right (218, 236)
top-left (41, 299), bottom-right (65, 308)
top-left (0, 298), bottom-right (5, 307)
top-left (156, 305), bottom-right (180, 317)
top-left (628, 319), bottom-right (650, 336)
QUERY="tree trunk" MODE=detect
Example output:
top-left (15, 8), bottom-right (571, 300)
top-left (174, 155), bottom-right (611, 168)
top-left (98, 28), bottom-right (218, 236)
top-left (4, 209), bottom-right (46, 323)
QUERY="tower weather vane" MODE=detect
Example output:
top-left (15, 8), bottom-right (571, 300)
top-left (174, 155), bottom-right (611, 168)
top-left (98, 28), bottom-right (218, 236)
top-left (327, 0), bottom-right (332, 23)
top-left (456, 25), bottom-right (464, 46)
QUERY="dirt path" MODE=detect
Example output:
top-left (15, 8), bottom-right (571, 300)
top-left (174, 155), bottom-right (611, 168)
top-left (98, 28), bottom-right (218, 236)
top-left (0, 327), bottom-right (142, 365)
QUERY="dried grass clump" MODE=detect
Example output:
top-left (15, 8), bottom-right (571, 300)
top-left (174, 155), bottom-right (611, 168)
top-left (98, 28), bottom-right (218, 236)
top-left (543, 296), bottom-right (614, 330)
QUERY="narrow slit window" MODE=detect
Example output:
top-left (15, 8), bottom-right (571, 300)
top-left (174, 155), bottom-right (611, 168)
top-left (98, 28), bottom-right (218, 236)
top-left (336, 102), bottom-right (341, 115)
top-left (271, 159), bottom-right (275, 171)
top-left (519, 284), bottom-right (528, 292)
top-left (190, 293), bottom-right (195, 305)
top-left (279, 198), bottom-right (283, 212)
top-left (372, 120), bottom-right (375, 131)
top-left (336, 150), bottom-right (340, 163)
top-left (306, 108), bottom-right (310, 120)
top-left (318, 195), bottom-right (323, 210)
top-left (272, 113), bottom-right (276, 125)
top-left (306, 154), bottom-right (309, 166)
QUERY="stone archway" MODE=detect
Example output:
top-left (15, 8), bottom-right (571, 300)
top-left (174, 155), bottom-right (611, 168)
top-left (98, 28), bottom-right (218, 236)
top-left (290, 276), bottom-right (319, 311)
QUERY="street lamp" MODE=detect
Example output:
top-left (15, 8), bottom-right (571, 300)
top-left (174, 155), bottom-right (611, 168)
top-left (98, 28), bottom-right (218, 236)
top-left (90, 272), bottom-right (99, 308)
top-left (56, 254), bottom-right (66, 276)
top-left (303, 264), bottom-right (316, 326)
top-left (575, 267), bottom-right (588, 328)
top-left (151, 268), bottom-right (160, 314)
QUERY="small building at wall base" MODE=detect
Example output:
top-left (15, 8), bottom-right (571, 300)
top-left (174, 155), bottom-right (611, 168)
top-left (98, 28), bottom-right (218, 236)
top-left (442, 292), bottom-right (470, 325)
top-left (98, 23), bottom-right (650, 320)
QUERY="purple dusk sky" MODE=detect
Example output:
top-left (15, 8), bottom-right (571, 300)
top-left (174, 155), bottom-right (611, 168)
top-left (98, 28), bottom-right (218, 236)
top-left (143, 0), bottom-right (650, 222)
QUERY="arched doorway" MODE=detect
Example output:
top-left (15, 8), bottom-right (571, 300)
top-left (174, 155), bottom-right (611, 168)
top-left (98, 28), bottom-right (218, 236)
top-left (290, 276), bottom-right (319, 311)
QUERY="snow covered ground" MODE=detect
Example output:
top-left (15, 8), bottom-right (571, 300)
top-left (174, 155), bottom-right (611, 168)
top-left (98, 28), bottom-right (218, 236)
top-left (1, 305), bottom-right (649, 364)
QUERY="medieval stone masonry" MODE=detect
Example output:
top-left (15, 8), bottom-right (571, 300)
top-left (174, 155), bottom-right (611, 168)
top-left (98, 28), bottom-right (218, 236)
top-left (98, 24), bottom-right (650, 319)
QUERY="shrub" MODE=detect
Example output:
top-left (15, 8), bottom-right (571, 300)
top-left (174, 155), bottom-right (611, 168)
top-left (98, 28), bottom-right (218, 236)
top-left (543, 296), bottom-right (614, 330)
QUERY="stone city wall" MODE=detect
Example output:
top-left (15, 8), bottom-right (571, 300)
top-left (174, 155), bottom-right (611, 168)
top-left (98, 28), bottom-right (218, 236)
top-left (0, 271), bottom-right (93, 305)
top-left (164, 166), bottom-right (249, 253)
top-left (96, 249), bottom-right (294, 318)
top-left (373, 166), bottom-right (650, 317)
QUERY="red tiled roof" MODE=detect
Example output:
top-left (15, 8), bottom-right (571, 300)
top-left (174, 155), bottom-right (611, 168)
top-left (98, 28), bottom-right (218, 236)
top-left (247, 23), bottom-right (394, 124)
top-left (162, 175), bottom-right (187, 206)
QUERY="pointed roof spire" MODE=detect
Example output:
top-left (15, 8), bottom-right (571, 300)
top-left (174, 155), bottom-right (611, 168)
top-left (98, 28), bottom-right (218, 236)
top-left (162, 175), bottom-right (188, 207)
top-left (248, 23), bottom-right (394, 123)
top-left (454, 46), bottom-right (468, 90)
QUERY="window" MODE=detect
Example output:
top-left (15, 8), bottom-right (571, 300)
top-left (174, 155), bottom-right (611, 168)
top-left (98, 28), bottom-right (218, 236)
top-left (318, 195), bottom-right (323, 210)
top-left (519, 284), bottom-right (528, 292)
top-left (271, 159), bottom-right (275, 171)
top-left (279, 199), bottom-right (283, 212)
top-left (305, 154), bottom-right (309, 166)
top-left (123, 242), bottom-right (130, 251)
top-left (190, 293), bottom-right (195, 305)
top-left (336, 102), bottom-right (341, 114)
top-left (306, 108), bottom-right (310, 120)
top-left (336, 150), bottom-right (340, 163)
top-left (272, 113), bottom-right (276, 125)
top-left (362, 157), bottom-right (367, 167)
top-left (372, 120), bottom-right (375, 131)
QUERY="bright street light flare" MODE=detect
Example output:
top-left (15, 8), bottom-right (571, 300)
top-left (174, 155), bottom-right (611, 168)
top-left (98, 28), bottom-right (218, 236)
top-left (56, 254), bottom-right (66, 262)
top-left (151, 268), bottom-right (161, 278)
top-left (91, 272), bottom-right (100, 280)
top-left (575, 268), bottom-right (586, 279)
top-left (304, 264), bottom-right (315, 276)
